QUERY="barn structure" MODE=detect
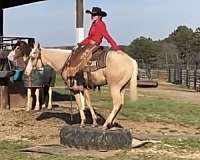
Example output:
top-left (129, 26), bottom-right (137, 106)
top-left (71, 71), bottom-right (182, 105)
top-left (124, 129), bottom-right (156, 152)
top-left (0, 0), bottom-right (84, 109)
top-left (0, 0), bottom-right (84, 43)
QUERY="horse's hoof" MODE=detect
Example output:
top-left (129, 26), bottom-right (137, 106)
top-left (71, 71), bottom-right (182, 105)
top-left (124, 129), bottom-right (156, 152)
top-left (42, 104), bottom-right (46, 109)
top-left (102, 126), bottom-right (108, 130)
top-left (92, 122), bottom-right (98, 128)
top-left (47, 105), bottom-right (52, 110)
top-left (26, 107), bottom-right (31, 111)
top-left (102, 123), bottom-right (112, 130)
top-left (80, 125), bottom-right (85, 128)
top-left (80, 123), bottom-right (85, 128)
top-left (34, 106), bottom-right (40, 111)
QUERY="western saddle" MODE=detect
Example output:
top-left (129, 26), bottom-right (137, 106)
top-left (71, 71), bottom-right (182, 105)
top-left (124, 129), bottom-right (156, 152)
top-left (62, 44), bottom-right (108, 80)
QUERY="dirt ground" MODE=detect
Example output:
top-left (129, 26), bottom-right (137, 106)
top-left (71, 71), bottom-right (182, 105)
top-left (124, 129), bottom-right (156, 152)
top-left (1, 81), bottom-right (200, 158)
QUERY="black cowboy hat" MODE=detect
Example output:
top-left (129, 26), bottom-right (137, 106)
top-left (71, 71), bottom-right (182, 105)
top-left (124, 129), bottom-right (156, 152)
top-left (86, 7), bottom-right (107, 17)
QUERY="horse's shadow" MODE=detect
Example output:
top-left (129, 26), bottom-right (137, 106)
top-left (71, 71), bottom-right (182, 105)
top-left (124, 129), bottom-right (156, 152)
top-left (36, 109), bottom-right (123, 128)
top-left (52, 91), bottom-right (75, 101)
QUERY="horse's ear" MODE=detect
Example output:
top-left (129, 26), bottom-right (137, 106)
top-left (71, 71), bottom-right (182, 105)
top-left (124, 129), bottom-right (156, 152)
top-left (37, 43), bottom-right (40, 49)
top-left (34, 42), bottom-right (41, 50)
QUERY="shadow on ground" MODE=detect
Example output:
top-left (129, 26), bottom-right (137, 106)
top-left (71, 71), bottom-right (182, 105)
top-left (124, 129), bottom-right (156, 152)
top-left (36, 109), bottom-right (123, 128)
top-left (52, 91), bottom-right (75, 101)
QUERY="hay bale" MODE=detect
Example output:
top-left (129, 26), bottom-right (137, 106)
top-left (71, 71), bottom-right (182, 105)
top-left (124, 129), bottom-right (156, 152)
top-left (60, 126), bottom-right (132, 150)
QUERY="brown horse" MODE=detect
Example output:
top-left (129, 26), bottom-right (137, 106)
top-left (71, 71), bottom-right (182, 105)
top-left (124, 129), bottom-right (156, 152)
top-left (21, 43), bottom-right (138, 129)
top-left (8, 41), bottom-right (55, 111)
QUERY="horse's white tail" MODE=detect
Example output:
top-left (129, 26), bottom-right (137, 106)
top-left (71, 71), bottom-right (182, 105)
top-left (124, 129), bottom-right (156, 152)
top-left (129, 58), bottom-right (138, 101)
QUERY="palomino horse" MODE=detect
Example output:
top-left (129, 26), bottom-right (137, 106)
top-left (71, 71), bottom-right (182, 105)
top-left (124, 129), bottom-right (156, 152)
top-left (8, 41), bottom-right (55, 111)
top-left (24, 43), bottom-right (138, 129)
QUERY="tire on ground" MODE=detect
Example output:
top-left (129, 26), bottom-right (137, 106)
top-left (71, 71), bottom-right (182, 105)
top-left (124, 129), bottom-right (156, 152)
top-left (60, 126), bottom-right (132, 150)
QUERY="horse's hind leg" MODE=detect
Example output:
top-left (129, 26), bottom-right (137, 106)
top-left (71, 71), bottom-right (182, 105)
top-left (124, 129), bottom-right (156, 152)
top-left (41, 87), bottom-right (46, 109)
top-left (84, 89), bottom-right (97, 127)
top-left (74, 92), bottom-right (86, 127)
top-left (112, 88), bottom-right (125, 125)
top-left (47, 87), bottom-right (53, 110)
top-left (34, 88), bottom-right (40, 111)
top-left (103, 86), bottom-right (122, 129)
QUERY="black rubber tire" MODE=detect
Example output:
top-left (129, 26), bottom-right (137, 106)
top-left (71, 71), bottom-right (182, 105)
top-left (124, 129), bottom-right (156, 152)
top-left (60, 125), bottom-right (132, 150)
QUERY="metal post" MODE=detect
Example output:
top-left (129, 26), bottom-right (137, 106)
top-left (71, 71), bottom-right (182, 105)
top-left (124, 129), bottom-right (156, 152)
top-left (76, 0), bottom-right (84, 43)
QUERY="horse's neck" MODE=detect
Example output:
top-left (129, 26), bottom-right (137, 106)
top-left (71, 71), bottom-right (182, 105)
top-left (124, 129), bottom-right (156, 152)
top-left (41, 48), bottom-right (72, 72)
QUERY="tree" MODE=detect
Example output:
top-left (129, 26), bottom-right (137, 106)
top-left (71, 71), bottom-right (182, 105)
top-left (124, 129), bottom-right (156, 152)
top-left (159, 42), bottom-right (180, 66)
top-left (191, 28), bottom-right (200, 64)
top-left (126, 36), bottom-right (160, 64)
top-left (166, 25), bottom-right (194, 65)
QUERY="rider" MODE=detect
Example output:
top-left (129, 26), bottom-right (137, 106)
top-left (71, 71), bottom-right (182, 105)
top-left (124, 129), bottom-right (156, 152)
top-left (78, 7), bottom-right (120, 50)
top-left (72, 7), bottom-right (120, 91)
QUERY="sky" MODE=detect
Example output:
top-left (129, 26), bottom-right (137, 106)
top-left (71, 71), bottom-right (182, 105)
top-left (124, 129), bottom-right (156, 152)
top-left (3, 0), bottom-right (200, 47)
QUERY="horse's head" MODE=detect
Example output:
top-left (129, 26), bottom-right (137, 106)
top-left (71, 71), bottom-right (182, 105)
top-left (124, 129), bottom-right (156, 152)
top-left (25, 43), bottom-right (43, 76)
top-left (8, 41), bottom-right (32, 63)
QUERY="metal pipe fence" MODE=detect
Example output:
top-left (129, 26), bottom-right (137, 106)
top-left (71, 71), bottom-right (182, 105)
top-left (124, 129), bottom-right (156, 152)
top-left (168, 64), bottom-right (200, 91)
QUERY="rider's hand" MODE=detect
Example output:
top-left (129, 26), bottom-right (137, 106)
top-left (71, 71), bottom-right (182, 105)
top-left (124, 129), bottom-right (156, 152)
top-left (73, 43), bottom-right (81, 50)
top-left (73, 45), bottom-right (78, 51)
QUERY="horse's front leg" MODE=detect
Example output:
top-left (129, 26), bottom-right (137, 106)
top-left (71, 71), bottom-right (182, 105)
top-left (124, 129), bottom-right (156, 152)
top-left (84, 88), bottom-right (97, 127)
top-left (47, 87), bottom-right (53, 109)
top-left (34, 88), bottom-right (40, 111)
top-left (74, 92), bottom-right (86, 127)
top-left (103, 86), bottom-right (122, 129)
top-left (26, 88), bottom-right (32, 111)
top-left (41, 87), bottom-right (46, 109)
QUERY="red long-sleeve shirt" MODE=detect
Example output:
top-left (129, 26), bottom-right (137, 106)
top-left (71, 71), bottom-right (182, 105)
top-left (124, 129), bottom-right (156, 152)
top-left (79, 19), bottom-right (120, 50)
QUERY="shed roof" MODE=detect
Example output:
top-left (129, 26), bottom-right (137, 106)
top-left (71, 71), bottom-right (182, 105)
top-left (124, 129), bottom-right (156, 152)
top-left (1, 0), bottom-right (46, 9)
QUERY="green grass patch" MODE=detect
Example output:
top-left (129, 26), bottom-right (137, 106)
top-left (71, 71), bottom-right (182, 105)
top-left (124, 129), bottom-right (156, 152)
top-left (0, 140), bottom-right (198, 160)
top-left (161, 137), bottom-right (200, 150)
top-left (53, 86), bottom-right (200, 126)
top-left (90, 88), bottom-right (200, 126)
top-left (0, 140), bottom-right (29, 160)
top-left (121, 97), bottom-right (200, 125)
top-left (55, 74), bottom-right (65, 86)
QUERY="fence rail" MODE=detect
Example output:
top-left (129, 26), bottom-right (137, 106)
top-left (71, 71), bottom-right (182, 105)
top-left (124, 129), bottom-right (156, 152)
top-left (0, 36), bottom-right (35, 50)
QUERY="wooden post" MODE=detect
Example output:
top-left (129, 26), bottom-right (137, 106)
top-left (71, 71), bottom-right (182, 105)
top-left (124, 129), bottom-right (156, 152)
top-left (186, 69), bottom-right (189, 88)
top-left (174, 68), bottom-right (176, 84)
top-left (194, 62), bottom-right (198, 90)
top-left (180, 66), bottom-right (182, 84)
top-left (0, 85), bottom-right (10, 110)
top-left (76, 0), bottom-right (84, 43)
top-left (168, 67), bottom-right (171, 82)
top-left (0, 9), bottom-right (3, 49)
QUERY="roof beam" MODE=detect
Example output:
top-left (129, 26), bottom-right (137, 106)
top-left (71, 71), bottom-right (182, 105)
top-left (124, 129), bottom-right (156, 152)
top-left (1, 0), bottom-right (46, 9)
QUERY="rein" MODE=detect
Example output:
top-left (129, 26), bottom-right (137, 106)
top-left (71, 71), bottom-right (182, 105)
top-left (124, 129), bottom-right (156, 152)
top-left (59, 49), bottom-right (74, 77)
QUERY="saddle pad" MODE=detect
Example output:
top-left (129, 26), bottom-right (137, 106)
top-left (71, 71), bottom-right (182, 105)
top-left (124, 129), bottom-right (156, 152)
top-left (84, 48), bottom-right (108, 72)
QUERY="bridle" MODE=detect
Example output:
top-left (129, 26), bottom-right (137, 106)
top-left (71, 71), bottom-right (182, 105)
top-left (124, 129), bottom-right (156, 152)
top-left (29, 47), bottom-right (44, 71)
